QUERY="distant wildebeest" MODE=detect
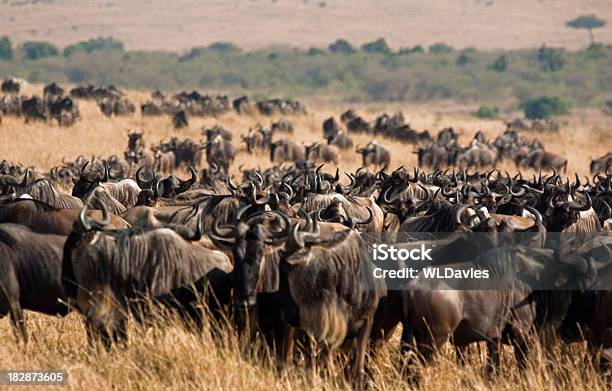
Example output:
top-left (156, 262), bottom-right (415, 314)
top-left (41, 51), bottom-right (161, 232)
top-left (173, 110), bottom-right (189, 129)
top-left (591, 153), bottom-right (612, 174)
top-left (357, 141), bottom-right (391, 167)
top-left (21, 96), bottom-right (47, 123)
top-left (305, 143), bottom-right (340, 164)
top-left (270, 140), bottom-right (306, 163)
top-left (1, 78), bottom-right (22, 95)
top-left (271, 118), bottom-right (294, 133)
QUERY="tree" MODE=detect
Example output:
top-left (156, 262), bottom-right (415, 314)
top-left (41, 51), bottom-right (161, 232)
top-left (566, 15), bottom-right (606, 45)
top-left (361, 38), bottom-right (391, 55)
top-left (21, 41), bottom-right (59, 60)
top-left (537, 45), bottom-right (564, 72)
top-left (328, 39), bottom-right (356, 54)
top-left (0, 36), bottom-right (13, 61)
top-left (307, 47), bottom-right (326, 56)
top-left (520, 96), bottom-right (570, 119)
top-left (63, 37), bottom-right (124, 57)
top-left (429, 43), bottom-right (454, 54)
top-left (473, 105), bottom-right (499, 119)
top-left (208, 42), bottom-right (240, 54)
top-left (490, 54), bottom-right (507, 72)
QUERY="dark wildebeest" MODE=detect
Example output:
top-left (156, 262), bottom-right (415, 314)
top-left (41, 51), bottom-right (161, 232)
top-left (327, 130), bottom-right (354, 150)
top-left (305, 143), bottom-right (340, 164)
top-left (0, 224), bottom-right (68, 342)
top-left (0, 199), bottom-right (129, 235)
top-left (1, 78), bottom-right (21, 94)
top-left (357, 141), bottom-right (391, 167)
top-left (21, 96), bottom-right (47, 123)
top-left (213, 211), bottom-right (385, 388)
top-left (591, 153), bottom-right (612, 174)
top-left (62, 205), bottom-right (233, 347)
top-left (270, 140), bottom-right (306, 163)
top-left (48, 96), bottom-right (79, 127)
top-left (271, 118), bottom-right (294, 134)
top-left (205, 134), bottom-right (236, 175)
top-left (173, 110), bottom-right (189, 129)
top-left (233, 96), bottom-right (254, 115)
top-left (519, 149), bottom-right (568, 173)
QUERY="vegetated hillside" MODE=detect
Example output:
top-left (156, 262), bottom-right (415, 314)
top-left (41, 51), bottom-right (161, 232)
top-left (1, 43), bottom-right (611, 107)
top-left (1, 0), bottom-right (611, 51)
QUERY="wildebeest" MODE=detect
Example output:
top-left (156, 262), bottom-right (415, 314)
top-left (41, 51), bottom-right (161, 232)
top-left (213, 211), bottom-right (384, 388)
top-left (305, 143), bottom-right (340, 164)
top-left (0, 199), bottom-right (129, 235)
top-left (591, 153), bottom-right (612, 174)
top-left (62, 205), bottom-right (232, 347)
top-left (21, 96), bottom-right (47, 123)
top-left (270, 140), bottom-right (306, 163)
top-left (0, 224), bottom-right (68, 342)
top-left (1, 78), bottom-right (22, 94)
top-left (357, 141), bottom-right (391, 167)
top-left (173, 110), bottom-right (189, 129)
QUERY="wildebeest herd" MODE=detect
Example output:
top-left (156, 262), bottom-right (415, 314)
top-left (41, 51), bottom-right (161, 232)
top-left (1, 79), bottom-right (612, 388)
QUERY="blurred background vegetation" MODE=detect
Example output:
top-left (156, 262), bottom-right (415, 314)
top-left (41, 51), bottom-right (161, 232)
top-left (0, 36), bottom-right (610, 113)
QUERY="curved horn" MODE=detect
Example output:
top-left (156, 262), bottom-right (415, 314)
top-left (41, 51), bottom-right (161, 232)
top-left (566, 192), bottom-right (592, 212)
top-left (525, 205), bottom-right (543, 226)
top-left (78, 203), bottom-right (92, 232)
top-left (455, 204), bottom-right (470, 226)
top-left (347, 207), bottom-right (373, 228)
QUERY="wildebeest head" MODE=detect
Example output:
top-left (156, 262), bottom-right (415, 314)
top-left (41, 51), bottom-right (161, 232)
top-left (544, 190), bottom-right (593, 232)
top-left (0, 168), bottom-right (34, 198)
top-left (211, 208), bottom-right (291, 328)
top-left (157, 164), bottom-right (197, 198)
top-left (71, 161), bottom-right (109, 199)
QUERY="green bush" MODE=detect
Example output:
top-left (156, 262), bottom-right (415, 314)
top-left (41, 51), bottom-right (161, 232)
top-left (473, 105), bottom-right (499, 119)
top-left (0, 36), bottom-right (13, 61)
top-left (490, 54), bottom-right (507, 72)
top-left (606, 100), bottom-right (612, 110)
top-left (361, 38), bottom-right (391, 55)
top-left (329, 39), bottom-right (356, 54)
top-left (537, 46), bottom-right (564, 71)
top-left (520, 96), bottom-right (570, 119)
top-left (63, 37), bottom-right (124, 57)
top-left (178, 47), bottom-right (207, 62)
top-left (21, 41), bottom-right (59, 60)
top-left (307, 47), bottom-right (325, 56)
top-left (429, 43), bottom-right (454, 54)
top-left (456, 52), bottom-right (471, 66)
top-left (208, 42), bottom-right (240, 54)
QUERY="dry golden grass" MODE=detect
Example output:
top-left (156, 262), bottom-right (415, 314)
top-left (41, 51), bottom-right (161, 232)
top-left (3, 0), bottom-right (612, 51)
top-left (0, 86), bottom-right (611, 390)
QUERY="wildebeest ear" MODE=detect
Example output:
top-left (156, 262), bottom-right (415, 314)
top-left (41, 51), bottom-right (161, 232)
top-left (283, 250), bottom-right (312, 266)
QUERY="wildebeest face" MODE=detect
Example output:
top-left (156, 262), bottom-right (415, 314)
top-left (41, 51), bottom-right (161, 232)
top-left (232, 225), bottom-right (267, 311)
top-left (72, 176), bottom-right (99, 198)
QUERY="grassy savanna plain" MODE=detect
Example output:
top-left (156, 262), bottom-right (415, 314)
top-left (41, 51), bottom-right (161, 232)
top-left (0, 86), bottom-right (611, 390)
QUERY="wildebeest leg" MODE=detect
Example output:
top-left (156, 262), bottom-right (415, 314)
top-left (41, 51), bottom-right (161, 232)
top-left (486, 341), bottom-right (501, 376)
top-left (511, 332), bottom-right (530, 370)
top-left (352, 315), bottom-right (374, 390)
top-left (455, 345), bottom-right (469, 366)
top-left (279, 325), bottom-right (295, 367)
top-left (598, 329), bottom-right (611, 375)
top-left (9, 300), bottom-right (27, 344)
